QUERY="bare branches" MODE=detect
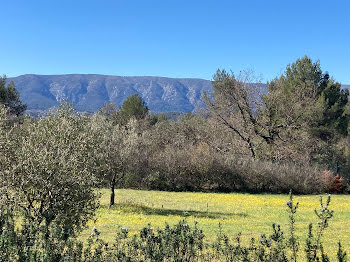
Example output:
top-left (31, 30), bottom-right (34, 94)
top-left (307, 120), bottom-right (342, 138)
top-left (204, 69), bottom-right (266, 159)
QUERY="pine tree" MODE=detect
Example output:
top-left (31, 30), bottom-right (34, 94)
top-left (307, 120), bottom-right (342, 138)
top-left (0, 75), bottom-right (26, 116)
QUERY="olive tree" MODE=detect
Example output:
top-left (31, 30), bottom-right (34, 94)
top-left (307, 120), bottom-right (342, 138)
top-left (0, 105), bottom-right (9, 174)
top-left (0, 104), bottom-right (99, 237)
top-left (91, 113), bottom-right (144, 208)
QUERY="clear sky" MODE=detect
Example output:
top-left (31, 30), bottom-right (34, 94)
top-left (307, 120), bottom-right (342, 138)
top-left (1, 0), bottom-right (349, 83)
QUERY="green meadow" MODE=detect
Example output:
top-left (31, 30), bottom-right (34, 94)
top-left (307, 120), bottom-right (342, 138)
top-left (81, 189), bottom-right (350, 257)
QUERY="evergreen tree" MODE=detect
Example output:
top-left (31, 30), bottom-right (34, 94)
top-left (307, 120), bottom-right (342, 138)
top-left (262, 56), bottom-right (349, 169)
top-left (0, 75), bottom-right (26, 116)
top-left (314, 79), bottom-right (349, 139)
top-left (264, 56), bottom-right (349, 141)
top-left (118, 94), bottom-right (149, 124)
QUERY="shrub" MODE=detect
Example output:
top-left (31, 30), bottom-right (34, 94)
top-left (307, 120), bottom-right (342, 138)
top-left (322, 169), bottom-right (346, 193)
top-left (145, 146), bottom-right (330, 194)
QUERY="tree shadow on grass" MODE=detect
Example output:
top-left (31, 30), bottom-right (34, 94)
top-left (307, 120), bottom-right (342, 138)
top-left (109, 202), bottom-right (247, 220)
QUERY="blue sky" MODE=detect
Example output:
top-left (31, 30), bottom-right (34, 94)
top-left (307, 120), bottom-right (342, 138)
top-left (1, 0), bottom-right (349, 83)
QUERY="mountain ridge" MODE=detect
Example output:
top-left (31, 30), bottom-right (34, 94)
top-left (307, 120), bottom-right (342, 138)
top-left (7, 74), bottom-right (349, 114)
top-left (8, 74), bottom-right (213, 113)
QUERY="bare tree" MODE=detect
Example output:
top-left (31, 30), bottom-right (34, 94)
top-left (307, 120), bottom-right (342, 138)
top-left (204, 69), bottom-right (268, 159)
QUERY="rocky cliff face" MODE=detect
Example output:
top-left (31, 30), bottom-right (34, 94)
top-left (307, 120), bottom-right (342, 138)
top-left (9, 74), bottom-right (213, 113)
top-left (8, 74), bottom-right (349, 114)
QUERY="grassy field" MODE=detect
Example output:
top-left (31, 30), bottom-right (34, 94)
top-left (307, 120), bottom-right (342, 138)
top-left (81, 189), bottom-right (350, 258)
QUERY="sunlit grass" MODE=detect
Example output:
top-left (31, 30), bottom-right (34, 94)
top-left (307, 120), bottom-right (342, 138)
top-left (80, 189), bottom-right (350, 258)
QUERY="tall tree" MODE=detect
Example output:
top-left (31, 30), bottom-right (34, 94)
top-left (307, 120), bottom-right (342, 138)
top-left (205, 57), bottom-right (349, 166)
top-left (264, 56), bottom-right (348, 141)
top-left (262, 56), bottom-right (349, 165)
top-left (0, 75), bottom-right (26, 116)
top-left (204, 70), bottom-right (266, 159)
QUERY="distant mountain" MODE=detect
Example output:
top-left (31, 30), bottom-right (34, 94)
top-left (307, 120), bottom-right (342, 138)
top-left (8, 74), bottom-right (213, 113)
top-left (7, 74), bottom-right (350, 114)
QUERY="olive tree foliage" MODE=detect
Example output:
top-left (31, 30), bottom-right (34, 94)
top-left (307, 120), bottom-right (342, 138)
top-left (97, 102), bottom-right (119, 125)
top-left (0, 104), bottom-right (7, 133)
top-left (0, 104), bottom-right (99, 237)
top-left (0, 105), bottom-right (9, 170)
top-left (90, 113), bottom-right (144, 208)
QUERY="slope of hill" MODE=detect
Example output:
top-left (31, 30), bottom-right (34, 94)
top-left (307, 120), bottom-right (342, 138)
top-left (7, 74), bottom-right (349, 114)
top-left (8, 74), bottom-right (213, 113)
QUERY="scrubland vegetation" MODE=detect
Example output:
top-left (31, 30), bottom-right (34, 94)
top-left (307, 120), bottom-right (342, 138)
top-left (1, 56), bottom-right (350, 261)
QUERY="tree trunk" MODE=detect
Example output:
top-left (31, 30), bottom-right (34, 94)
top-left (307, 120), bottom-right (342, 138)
top-left (247, 138), bottom-right (256, 159)
top-left (108, 174), bottom-right (116, 209)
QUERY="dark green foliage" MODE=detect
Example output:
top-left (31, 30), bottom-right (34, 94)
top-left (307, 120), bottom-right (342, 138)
top-left (112, 220), bottom-right (205, 261)
top-left (2, 55), bottom-right (350, 261)
top-left (118, 94), bottom-right (149, 124)
top-left (0, 206), bottom-right (87, 262)
top-left (316, 78), bottom-right (349, 138)
top-left (149, 113), bottom-right (168, 125)
top-left (337, 242), bottom-right (347, 262)
top-left (0, 75), bottom-right (26, 116)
